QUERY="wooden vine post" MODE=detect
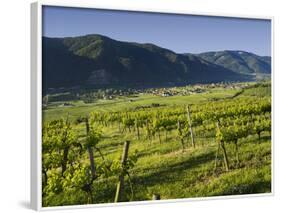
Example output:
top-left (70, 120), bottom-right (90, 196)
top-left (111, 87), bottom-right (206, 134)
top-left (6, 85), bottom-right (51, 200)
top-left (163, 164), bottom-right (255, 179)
top-left (152, 194), bottom-right (161, 200)
top-left (187, 105), bottom-right (195, 148)
top-left (220, 140), bottom-right (229, 172)
top-left (114, 140), bottom-right (130, 202)
top-left (135, 118), bottom-right (140, 140)
top-left (85, 117), bottom-right (96, 179)
top-left (158, 129), bottom-right (162, 144)
top-left (216, 122), bottom-right (229, 172)
top-left (177, 120), bottom-right (185, 151)
top-left (213, 141), bottom-right (220, 172)
top-left (118, 112), bottom-right (121, 133)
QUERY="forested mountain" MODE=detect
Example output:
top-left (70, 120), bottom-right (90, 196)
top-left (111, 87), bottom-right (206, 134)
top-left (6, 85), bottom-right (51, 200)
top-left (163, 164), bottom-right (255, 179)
top-left (197, 50), bottom-right (271, 75)
top-left (43, 34), bottom-right (270, 91)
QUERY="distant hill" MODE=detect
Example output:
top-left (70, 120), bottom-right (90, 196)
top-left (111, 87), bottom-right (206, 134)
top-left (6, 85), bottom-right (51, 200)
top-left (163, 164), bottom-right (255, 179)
top-left (43, 34), bottom-right (269, 92)
top-left (197, 50), bottom-right (271, 75)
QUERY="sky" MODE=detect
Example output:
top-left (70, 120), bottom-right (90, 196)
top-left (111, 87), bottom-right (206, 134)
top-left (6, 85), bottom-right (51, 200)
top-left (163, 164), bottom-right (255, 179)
top-left (42, 6), bottom-right (271, 56)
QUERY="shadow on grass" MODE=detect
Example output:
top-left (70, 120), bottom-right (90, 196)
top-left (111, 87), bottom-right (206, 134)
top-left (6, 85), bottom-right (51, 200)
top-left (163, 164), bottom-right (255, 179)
top-left (132, 151), bottom-right (215, 187)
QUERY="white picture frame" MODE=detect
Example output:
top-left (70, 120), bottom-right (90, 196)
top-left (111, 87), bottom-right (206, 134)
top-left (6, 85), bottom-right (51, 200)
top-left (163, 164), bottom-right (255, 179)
top-left (31, 0), bottom-right (274, 211)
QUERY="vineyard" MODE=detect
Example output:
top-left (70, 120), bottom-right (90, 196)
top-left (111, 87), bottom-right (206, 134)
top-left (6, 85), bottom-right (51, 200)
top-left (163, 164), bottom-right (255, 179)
top-left (42, 82), bottom-right (272, 207)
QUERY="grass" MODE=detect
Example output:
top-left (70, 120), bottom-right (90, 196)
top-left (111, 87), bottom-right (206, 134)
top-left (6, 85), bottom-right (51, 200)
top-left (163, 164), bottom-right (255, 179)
top-left (241, 83), bottom-right (271, 97)
top-left (42, 83), bottom-right (272, 206)
top-left (43, 120), bottom-right (271, 206)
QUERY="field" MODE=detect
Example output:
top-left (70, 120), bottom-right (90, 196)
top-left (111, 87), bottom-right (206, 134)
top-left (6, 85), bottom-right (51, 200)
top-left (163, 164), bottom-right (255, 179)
top-left (42, 82), bottom-right (271, 207)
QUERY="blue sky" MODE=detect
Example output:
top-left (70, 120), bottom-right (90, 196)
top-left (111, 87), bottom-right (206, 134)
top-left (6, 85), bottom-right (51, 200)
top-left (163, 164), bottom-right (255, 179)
top-left (43, 6), bottom-right (271, 56)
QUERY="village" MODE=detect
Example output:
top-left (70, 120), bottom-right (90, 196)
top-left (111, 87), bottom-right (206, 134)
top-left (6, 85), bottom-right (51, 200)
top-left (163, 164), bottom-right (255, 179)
top-left (98, 82), bottom-right (249, 100)
top-left (42, 81), bottom-right (251, 108)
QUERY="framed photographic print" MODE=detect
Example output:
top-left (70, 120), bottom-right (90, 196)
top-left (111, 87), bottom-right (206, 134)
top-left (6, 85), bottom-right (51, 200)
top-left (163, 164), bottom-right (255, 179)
top-left (31, 0), bottom-right (273, 210)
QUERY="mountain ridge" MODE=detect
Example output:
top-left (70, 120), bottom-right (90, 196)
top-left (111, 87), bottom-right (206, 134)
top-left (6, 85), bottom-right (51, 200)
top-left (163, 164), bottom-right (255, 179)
top-left (42, 34), bottom-right (271, 92)
top-left (196, 50), bottom-right (271, 75)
